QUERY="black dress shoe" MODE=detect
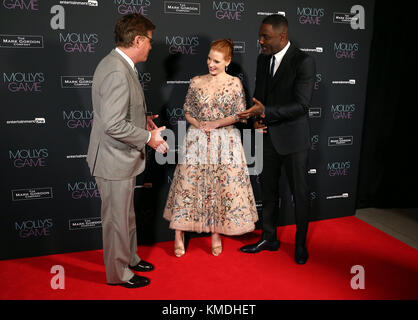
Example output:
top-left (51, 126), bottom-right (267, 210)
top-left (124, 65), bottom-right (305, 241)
top-left (129, 260), bottom-right (154, 272)
top-left (108, 274), bottom-right (150, 289)
top-left (295, 245), bottom-right (309, 264)
top-left (240, 239), bottom-right (280, 253)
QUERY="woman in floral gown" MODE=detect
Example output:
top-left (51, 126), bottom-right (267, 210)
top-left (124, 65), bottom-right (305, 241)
top-left (163, 39), bottom-right (258, 257)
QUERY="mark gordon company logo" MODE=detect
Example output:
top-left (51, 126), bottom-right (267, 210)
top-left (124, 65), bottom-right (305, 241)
top-left (69, 217), bottom-right (101, 230)
top-left (61, 76), bottom-right (92, 88)
top-left (0, 34), bottom-right (43, 48)
top-left (11, 187), bottom-right (53, 201)
top-left (328, 136), bottom-right (353, 146)
top-left (164, 1), bottom-right (200, 15)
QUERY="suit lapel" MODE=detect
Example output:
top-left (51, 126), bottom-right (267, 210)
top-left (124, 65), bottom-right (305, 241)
top-left (110, 49), bottom-right (146, 111)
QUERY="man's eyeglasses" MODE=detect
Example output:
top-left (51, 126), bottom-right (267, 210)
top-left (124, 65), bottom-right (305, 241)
top-left (141, 34), bottom-right (153, 44)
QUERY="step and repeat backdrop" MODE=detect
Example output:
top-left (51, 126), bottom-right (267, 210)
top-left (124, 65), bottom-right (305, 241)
top-left (0, 0), bottom-right (374, 260)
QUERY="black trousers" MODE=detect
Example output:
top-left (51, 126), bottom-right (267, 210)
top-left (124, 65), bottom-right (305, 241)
top-left (260, 133), bottom-right (310, 246)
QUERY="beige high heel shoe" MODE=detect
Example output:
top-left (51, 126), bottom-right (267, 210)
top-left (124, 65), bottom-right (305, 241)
top-left (174, 231), bottom-right (185, 258)
top-left (211, 234), bottom-right (222, 256)
top-left (211, 245), bottom-right (222, 256)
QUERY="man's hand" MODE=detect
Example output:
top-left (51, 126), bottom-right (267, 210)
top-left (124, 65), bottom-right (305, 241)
top-left (237, 98), bottom-right (265, 119)
top-left (254, 119), bottom-right (268, 133)
top-left (147, 114), bottom-right (159, 131)
top-left (147, 126), bottom-right (169, 154)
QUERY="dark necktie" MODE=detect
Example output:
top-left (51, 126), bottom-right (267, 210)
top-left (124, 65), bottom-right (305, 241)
top-left (270, 56), bottom-right (276, 78)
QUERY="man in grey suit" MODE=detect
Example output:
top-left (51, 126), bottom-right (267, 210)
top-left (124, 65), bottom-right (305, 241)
top-left (87, 14), bottom-right (168, 288)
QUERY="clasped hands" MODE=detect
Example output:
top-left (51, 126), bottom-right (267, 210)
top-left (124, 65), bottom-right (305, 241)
top-left (198, 120), bottom-right (219, 133)
top-left (146, 114), bottom-right (169, 154)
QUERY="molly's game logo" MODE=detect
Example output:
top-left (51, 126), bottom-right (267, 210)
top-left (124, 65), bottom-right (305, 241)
top-left (331, 104), bottom-right (355, 120)
top-left (213, 1), bottom-right (244, 20)
top-left (59, 32), bottom-right (98, 53)
top-left (334, 42), bottom-right (359, 59)
top-left (63, 110), bottom-right (93, 129)
top-left (15, 218), bottom-right (53, 239)
top-left (166, 35), bottom-right (199, 54)
top-left (297, 7), bottom-right (324, 25)
top-left (327, 161), bottom-right (351, 176)
top-left (114, 0), bottom-right (151, 15)
top-left (9, 148), bottom-right (48, 168)
top-left (67, 181), bottom-right (100, 200)
top-left (3, 72), bottom-right (44, 93)
top-left (2, 0), bottom-right (39, 10)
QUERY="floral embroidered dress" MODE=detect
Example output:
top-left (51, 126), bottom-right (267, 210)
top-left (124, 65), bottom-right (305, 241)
top-left (163, 74), bottom-right (258, 235)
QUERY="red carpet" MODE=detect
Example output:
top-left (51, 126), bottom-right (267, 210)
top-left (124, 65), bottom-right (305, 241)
top-left (1, 216), bottom-right (417, 300)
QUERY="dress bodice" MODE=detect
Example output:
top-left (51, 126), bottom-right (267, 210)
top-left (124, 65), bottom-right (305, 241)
top-left (183, 74), bottom-right (246, 121)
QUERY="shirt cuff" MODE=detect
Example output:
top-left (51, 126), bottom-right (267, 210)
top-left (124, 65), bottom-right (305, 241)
top-left (146, 131), bottom-right (151, 143)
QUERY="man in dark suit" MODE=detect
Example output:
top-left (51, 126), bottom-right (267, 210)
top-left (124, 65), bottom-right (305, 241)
top-left (238, 14), bottom-right (315, 264)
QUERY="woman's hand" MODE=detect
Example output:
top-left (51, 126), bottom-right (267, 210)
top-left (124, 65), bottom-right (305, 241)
top-left (200, 120), bottom-right (219, 133)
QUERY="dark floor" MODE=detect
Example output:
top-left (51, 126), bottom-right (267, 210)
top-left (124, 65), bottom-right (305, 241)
top-left (355, 208), bottom-right (418, 249)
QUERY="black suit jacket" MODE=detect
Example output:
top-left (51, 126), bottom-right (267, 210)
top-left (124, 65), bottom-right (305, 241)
top-left (254, 43), bottom-right (316, 155)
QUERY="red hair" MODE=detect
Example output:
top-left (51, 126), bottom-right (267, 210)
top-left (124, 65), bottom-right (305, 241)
top-left (210, 38), bottom-right (234, 61)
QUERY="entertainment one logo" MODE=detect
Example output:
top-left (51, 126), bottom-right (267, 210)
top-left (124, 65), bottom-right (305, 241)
top-left (297, 7), bottom-right (324, 25)
top-left (3, 72), bottom-right (44, 93)
top-left (59, 32), bottom-right (98, 53)
top-left (331, 104), bottom-right (355, 120)
top-left (63, 110), bottom-right (93, 129)
top-left (67, 181), bottom-right (100, 199)
top-left (166, 35), bottom-right (199, 54)
top-left (213, 1), bottom-right (244, 20)
top-left (327, 161), bottom-right (351, 176)
top-left (334, 42), bottom-right (359, 59)
top-left (9, 148), bottom-right (48, 168)
top-left (114, 0), bottom-right (151, 15)
top-left (15, 218), bottom-right (53, 238)
top-left (2, 0), bottom-right (39, 10)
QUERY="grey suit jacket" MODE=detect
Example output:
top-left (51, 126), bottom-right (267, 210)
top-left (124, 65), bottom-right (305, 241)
top-left (87, 49), bottom-right (149, 180)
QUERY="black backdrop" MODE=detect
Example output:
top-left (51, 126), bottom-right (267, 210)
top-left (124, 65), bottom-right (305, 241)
top-left (357, 1), bottom-right (418, 209)
top-left (0, 0), bottom-right (375, 260)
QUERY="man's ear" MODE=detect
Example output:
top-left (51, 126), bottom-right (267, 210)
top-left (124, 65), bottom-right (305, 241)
top-left (133, 35), bottom-right (143, 47)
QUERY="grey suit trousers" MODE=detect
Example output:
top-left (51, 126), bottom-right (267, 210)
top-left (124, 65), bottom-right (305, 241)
top-left (95, 176), bottom-right (141, 284)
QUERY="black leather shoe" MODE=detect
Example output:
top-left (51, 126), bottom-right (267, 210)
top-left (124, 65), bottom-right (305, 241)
top-left (240, 239), bottom-right (280, 253)
top-left (129, 260), bottom-right (154, 272)
top-left (108, 274), bottom-right (150, 288)
top-left (295, 245), bottom-right (309, 264)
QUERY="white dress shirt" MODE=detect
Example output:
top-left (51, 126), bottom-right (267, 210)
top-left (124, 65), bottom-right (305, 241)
top-left (270, 41), bottom-right (291, 77)
top-left (115, 47), bottom-right (151, 144)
